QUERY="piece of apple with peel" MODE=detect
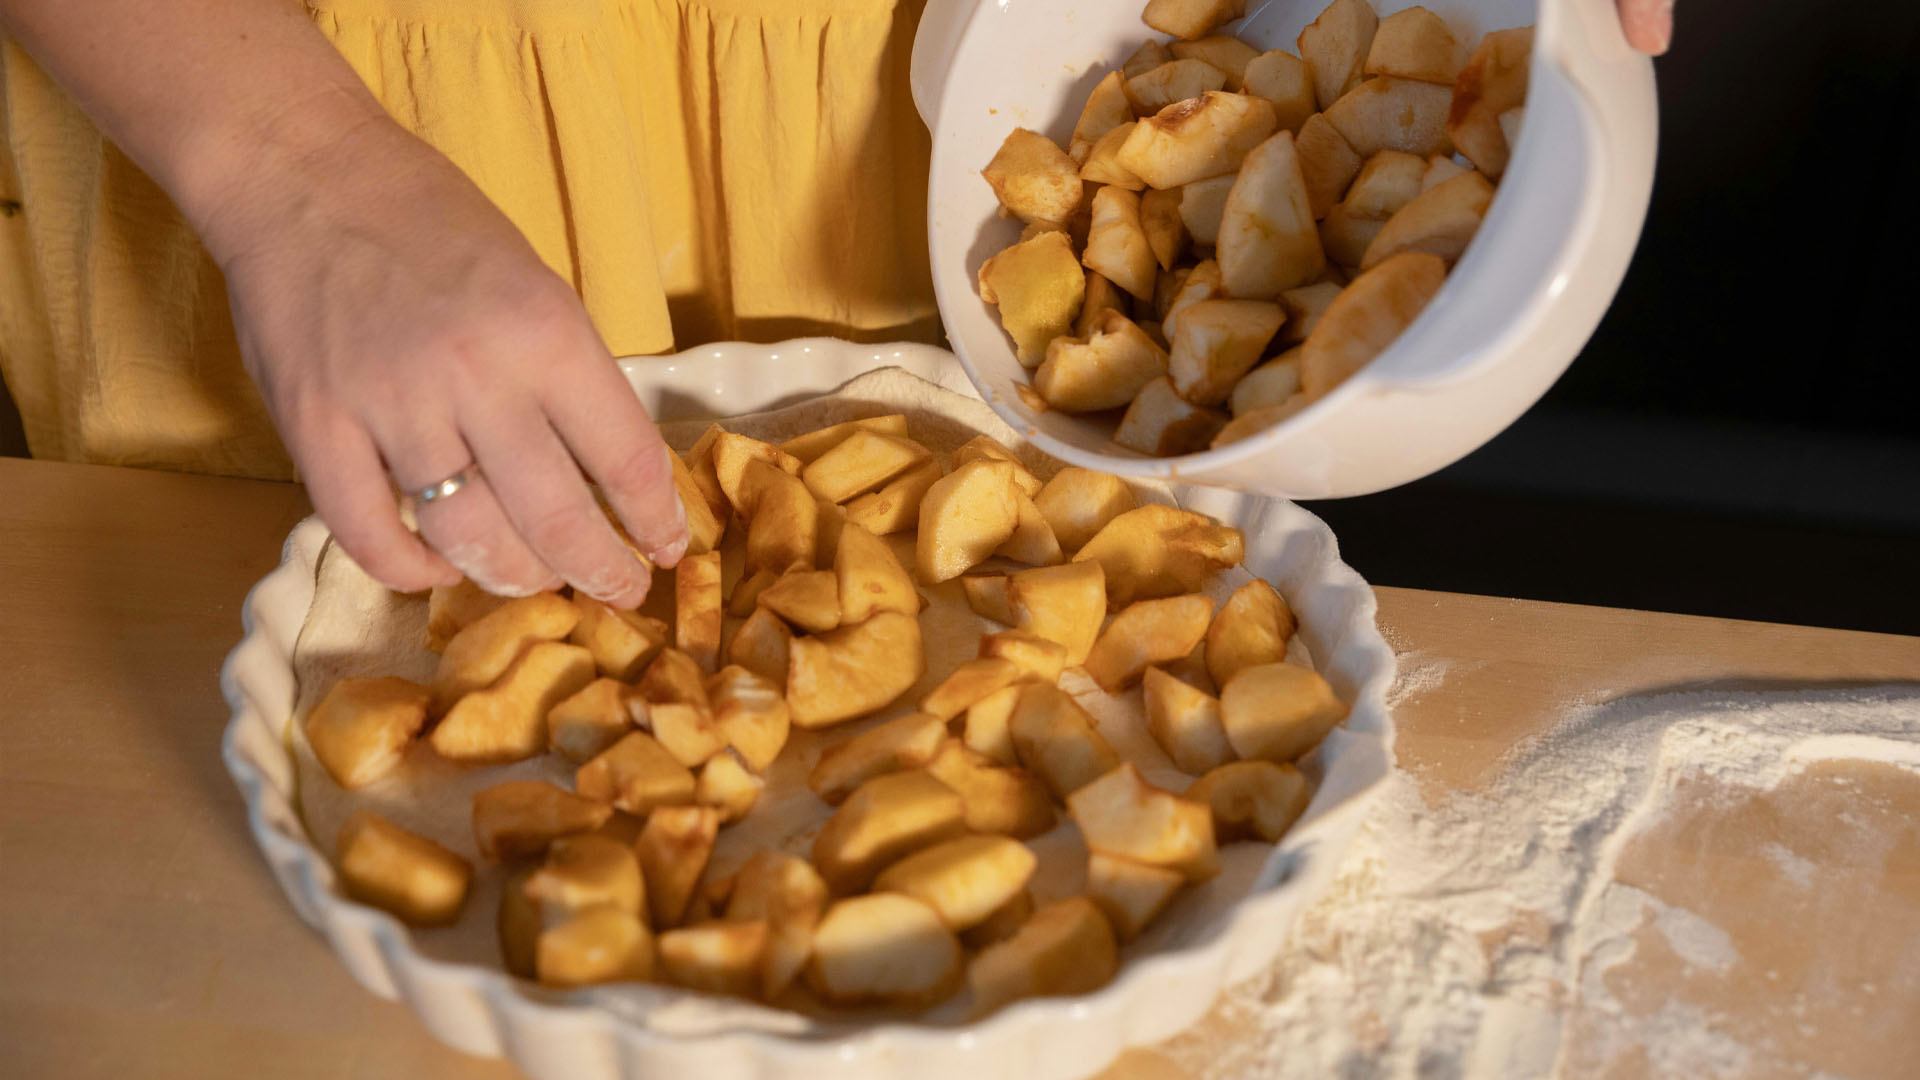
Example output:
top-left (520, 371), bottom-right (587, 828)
top-left (982, 127), bottom-right (1084, 225)
top-left (1033, 467), bottom-right (1137, 554)
top-left (925, 738), bottom-right (1058, 838)
top-left (1082, 187), bottom-right (1159, 302)
top-left (1449, 27), bottom-right (1533, 178)
top-left (1142, 666), bottom-right (1235, 774)
top-left (1125, 58), bottom-right (1228, 116)
top-left (875, 834), bottom-right (1038, 932)
top-left (1006, 559), bottom-right (1106, 665)
top-left (1299, 251), bottom-right (1446, 399)
top-left (1220, 661), bottom-right (1348, 764)
top-left (1082, 593), bottom-right (1216, 693)
top-left (575, 731), bottom-right (696, 815)
top-left (1117, 91), bottom-right (1279, 191)
top-left (977, 231), bottom-right (1087, 368)
top-left (1206, 578), bottom-right (1298, 687)
top-left (1360, 170), bottom-right (1495, 270)
top-left (1297, 0), bottom-right (1378, 109)
top-left (807, 892), bottom-right (963, 1007)
top-left (304, 676), bottom-right (430, 789)
top-left (806, 711), bottom-right (946, 805)
top-left (432, 641), bottom-right (596, 764)
top-left (636, 804), bottom-right (721, 929)
top-left (1036, 309), bottom-right (1169, 413)
top-left (1326, 76), bottom-right (1455, 158)
top-left (1365, 6), bottom-right (1460, 85)
top-left (726, 851), bottom-right (829, 999)
top-left (811, 770), bottom-right (967, 893)
top-left (916, 459), bottom-right (1021, 583)
top-left (844, 456), bottom-right (944, 536)
top-left (471, 780), bottom-right (613, 861)
top-left (1188, 759), bottom-right (1313, 842)
top-left (1009, 682), bottom-right (1121, 799)
top-left (786, 611), bottom-right (925, 729)
top-left (967, 896), bottom-right (1118, 1016)
top-left (1066, 762), bottom-right (1219, 880)
top-left (1086, 852), bottom-right (1185, 940)
top-left (1114, 376), bottom-right (1227, 457)
top-left (1070, 70), bottom-right (1133, 161)
top-left (1218, 132), bottom-right (1326, 299)
top-left (1169, 299), bottom-right (1288, 405)
top-left (1295, 113), bottom-right (1362, 221)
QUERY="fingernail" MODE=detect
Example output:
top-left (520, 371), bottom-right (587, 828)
top-left (1655, 0), bottom-right (1674, 53)
top-left (649, 530), bottom-right (689, 568)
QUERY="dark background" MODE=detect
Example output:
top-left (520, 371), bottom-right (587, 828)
top-left (4, 1), bottom-right (1917, 633)
top-left (1299, 0), bottom-right (1920, 635)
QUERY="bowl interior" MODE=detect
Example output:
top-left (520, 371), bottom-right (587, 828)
top-left (926, 0), bottom-right (1540, 478)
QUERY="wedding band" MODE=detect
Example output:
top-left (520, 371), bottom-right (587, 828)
top-left (411, 465), bottom-right (480, 505)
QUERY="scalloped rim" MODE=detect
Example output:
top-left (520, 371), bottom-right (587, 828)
top-left (221, 340), bottom-right (1397, 1080)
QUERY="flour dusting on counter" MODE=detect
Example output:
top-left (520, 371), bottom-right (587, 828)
top-left (1160, 683), bottom-right (1920, 1079)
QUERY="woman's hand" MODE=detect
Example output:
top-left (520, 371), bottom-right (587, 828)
top-left (1617, 0), bottom-right (1674, 55)
top-left (201, 105), bottom-right (688, 606)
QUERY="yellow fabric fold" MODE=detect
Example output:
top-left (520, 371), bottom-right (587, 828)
top-left (0, 0), bottom-right (937, 480)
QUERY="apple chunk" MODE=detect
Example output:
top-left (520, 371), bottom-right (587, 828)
top-left (1325, 77), bottom-right (1454, 158)
top-left (786, 611), bottom-right (925, 729)
top-left (1082, 187), bottom-right (1159, 302)
top-left (1299, 251), bottom-right (1446, 399)
top-left (304, 676), bottom-right (430, 789)
top-left (982, 128), bottom-right (1084, 224)
top-left (1066, 762), bottom-right (1218, 880)
top-left (977, 231), bottom-right (1087, 368)
top-left (1297, 0), bottom-right (1379, 109)
top-left (1117, 92), bottom-right (1278, 191)
top-left (1082, 593), bottom-right (1216, 693)
top-left (1219, 661), bottom-right (1348, 763)
top-left (1187, 759), bottom-right (1312, 842)
top-left (1218, 131), bottom-right (1326, 299)
top-left (967, 896), bottom-right (1118, 1015)
top-left (1035, 309), bottom-right (1170, 413)
top-left (916, 459), bottom-right (1020, 584)
top-left (807, 892), bottom-right (963, 1007)
top-left (1360, 170), bottom-right (1496, 270)
top-left (1449, 27), bottom-right (1534, 178)
top-left (1169, 299), bottom-right (1287, 405)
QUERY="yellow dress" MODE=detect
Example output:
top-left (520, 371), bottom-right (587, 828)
top-left (0, 0), bottom-right (937, 480)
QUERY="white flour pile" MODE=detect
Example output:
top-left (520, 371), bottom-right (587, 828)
top-left (1160, 677), bottom-right (1920, 1078)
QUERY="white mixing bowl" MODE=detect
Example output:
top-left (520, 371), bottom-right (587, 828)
top-left (914, 0), bottom-right (1657, 498)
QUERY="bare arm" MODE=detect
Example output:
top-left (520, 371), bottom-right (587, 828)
top-left (0, 0), bottom-right (689, 604)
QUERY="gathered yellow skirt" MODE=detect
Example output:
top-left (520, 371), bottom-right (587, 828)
top-left (0, 0), bottom-right (937, 480)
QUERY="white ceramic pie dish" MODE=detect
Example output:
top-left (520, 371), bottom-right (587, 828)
top-left (220, 338), bottom-right (1397, 1080)
top-left (914, 0), bottom-right (1658, 499)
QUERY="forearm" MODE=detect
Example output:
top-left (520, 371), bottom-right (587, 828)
top-left (0, 0), bottom-right (388, 258)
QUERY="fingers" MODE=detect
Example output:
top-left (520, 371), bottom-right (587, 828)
top-left (540, 343), bottom-right (690, 569)
top-left (460, 397), bottom-right (656, 609)
top-left (291, 409), bottom-right (460, 593)
top-left (1617, 0), bottom-right (1673, 55)
top-left (412, 472), bottom-right (564, 599)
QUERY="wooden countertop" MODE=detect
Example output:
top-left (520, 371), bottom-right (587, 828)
top-left (2, 456), bottom-right (1916, 1079)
